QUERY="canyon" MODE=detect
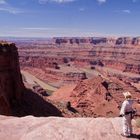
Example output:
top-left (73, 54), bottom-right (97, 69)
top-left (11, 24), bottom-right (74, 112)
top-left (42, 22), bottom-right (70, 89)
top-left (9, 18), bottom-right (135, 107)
top-left (1, 37), bottom-right (140, 118)
top-left (16, 37), bottom-right (140, 87)
top-left (0, 38), bottom-right (140, 139)
top-left (14, 37), bottom-right (140, 117)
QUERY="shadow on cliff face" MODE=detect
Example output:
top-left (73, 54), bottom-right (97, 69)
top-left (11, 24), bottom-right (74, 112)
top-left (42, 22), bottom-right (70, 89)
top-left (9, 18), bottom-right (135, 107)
top-left (11, 88), bottom-right (63, 117)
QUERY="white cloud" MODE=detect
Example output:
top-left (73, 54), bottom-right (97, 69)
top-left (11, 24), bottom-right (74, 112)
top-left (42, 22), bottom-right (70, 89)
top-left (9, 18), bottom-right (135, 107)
top-left (39, 0), bottom-right (76, 4)
top-left (17, 27), bottom-right (99, 37)
top-left (0, 7), bottom-right (24, 14)
top-left (114, 9), bottom-right (131, 14)
top-left (0, 0), bottom-right (6, 4)
top-left (97, 0), bottom-right (106, 4)
top-left (0, 0), bottom-right (24, 14)
top-left (122, 9), bottom-right (131, 14)
top-left (23, 27), bottom-right (58, 30)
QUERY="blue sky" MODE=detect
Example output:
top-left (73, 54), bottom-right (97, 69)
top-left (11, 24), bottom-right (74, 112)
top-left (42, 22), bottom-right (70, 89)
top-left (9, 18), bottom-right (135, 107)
top-left (0, 0), bottom-right (140, 37)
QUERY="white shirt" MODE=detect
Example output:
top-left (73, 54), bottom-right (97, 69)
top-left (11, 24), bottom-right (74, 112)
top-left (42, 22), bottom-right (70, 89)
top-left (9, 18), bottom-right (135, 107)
top-left (120, 99), bottom-right (134, 115)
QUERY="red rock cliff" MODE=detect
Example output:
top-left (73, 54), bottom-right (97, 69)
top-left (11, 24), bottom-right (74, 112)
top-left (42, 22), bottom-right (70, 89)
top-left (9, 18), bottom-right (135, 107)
top-left (0, 42), bottom-right (24, 115)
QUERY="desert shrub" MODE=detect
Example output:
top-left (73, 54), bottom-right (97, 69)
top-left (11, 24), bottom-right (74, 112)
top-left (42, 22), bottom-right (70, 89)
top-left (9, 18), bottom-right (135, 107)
top-left (90, 66), bottom-right (95, 69)
top-left (63, 57), bottom-right (69, 63)
top-left (55, 65), bottom-right (60, 69)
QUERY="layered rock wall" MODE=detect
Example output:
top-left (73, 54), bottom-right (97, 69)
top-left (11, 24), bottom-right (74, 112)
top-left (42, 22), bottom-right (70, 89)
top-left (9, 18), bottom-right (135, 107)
top-left (53, 37), bottom-right (140, 46)
top-left (20, 56), bottom-right (64, 69)
top-left (18, 37), bottom-right (140, 75)
top-left (0, 43), bottom-right (24, 115)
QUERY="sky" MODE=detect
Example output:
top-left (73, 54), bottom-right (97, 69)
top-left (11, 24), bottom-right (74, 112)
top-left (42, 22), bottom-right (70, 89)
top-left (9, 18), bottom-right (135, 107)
top-left (0, 0), bottom-right (140, 37)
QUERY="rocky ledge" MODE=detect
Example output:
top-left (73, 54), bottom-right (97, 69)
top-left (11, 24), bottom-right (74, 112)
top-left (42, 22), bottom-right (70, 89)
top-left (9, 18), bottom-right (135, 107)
top-left (0, 115), bottom-right (139, 140)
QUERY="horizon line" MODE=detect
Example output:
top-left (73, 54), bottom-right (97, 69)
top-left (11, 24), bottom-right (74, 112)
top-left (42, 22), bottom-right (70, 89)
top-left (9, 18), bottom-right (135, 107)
top-left (0, 35), bottom-right (140, 39)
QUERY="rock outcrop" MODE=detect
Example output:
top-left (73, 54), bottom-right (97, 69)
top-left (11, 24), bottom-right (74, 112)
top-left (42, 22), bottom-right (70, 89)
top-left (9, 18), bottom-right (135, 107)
top-left (50, 76), bottom-right (140, 117)
top-left (0, 42), bottom-right (24, 115)
top-left (116, 37), bottom-right (140, 45)
top-left (0, 115), bottom-right (139, 140)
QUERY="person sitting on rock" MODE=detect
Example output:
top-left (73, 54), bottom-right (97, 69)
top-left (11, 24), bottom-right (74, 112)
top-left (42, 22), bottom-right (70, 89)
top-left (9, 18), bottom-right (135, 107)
top-left (120, 91), bottom-right (139, 138)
